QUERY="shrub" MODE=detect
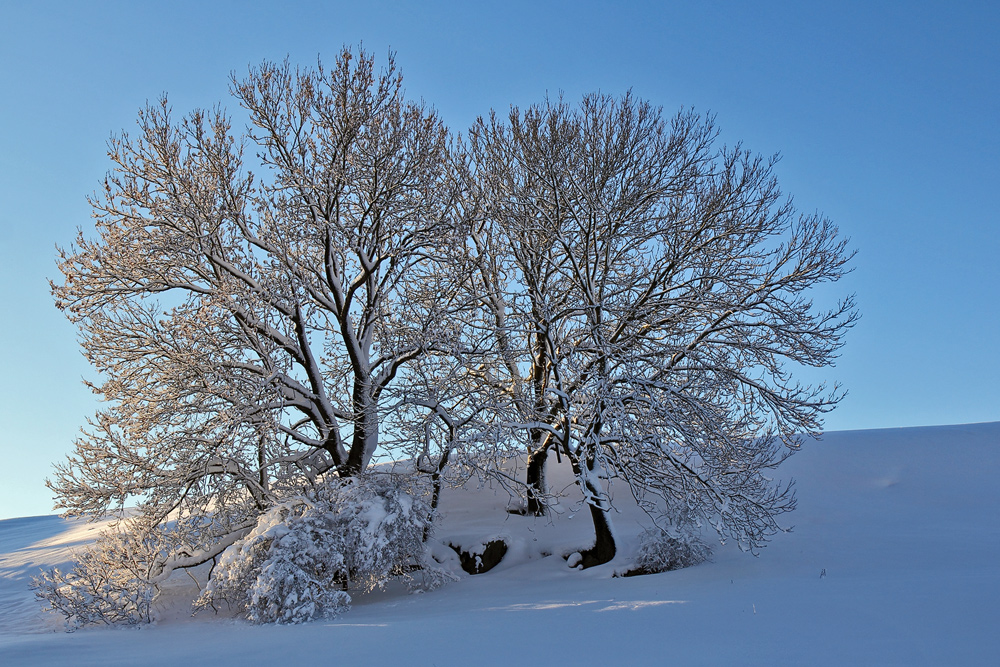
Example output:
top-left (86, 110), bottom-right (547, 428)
top-left (197, 476), bottom-right (446, 624)
top-left (626, 526), bottom-right (712, 576)
top-left (32, 528), bottom-right (158, 629)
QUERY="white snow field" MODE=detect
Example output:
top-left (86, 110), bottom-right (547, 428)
top-left (2, 422), bottom-right (998, 666)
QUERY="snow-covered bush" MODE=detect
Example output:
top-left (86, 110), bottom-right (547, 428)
top-left (627, 526), bottom-right (712, 576)
top-left (32, 528), bottom-right (159, 629)
top-left (197, 476), bottom-right (445, 624)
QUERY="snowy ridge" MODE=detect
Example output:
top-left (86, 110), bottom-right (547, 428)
top-left (2, 422), bottom-right (999, 665)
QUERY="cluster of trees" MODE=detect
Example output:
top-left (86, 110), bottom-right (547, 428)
top-left (38, 48), bottom-right (856, 626)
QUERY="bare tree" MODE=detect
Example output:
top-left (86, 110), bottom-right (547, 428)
top-left (45, 53), bottom-right (857, 627)
top-left (467, 94), bottom-right (856, 566)
top-left (49, 48), bottom-right (463, 580)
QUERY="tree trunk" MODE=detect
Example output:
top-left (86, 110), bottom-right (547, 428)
top-left (344, 390), bottom-right (378, 476)
top-left (423, 445), bottom-right (451, 543)
top-left (568, 440), bottom-right (617, 568)
top-left (525, 441), bottom-right (548, 516)
top-left (580, 494), bottom-right (616, 568)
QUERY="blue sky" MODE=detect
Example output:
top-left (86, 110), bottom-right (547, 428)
top-left (1, 0), bottom-right (997, 520)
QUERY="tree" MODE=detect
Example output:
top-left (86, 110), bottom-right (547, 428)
top-left (49, 48), bottom-right (463, 585)
top-left (44, 50), bottom-right (856, 627)
top-left (466, 94), bottom-right (856, 566)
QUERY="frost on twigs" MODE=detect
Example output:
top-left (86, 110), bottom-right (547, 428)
top-left (622, 527), bottom-right (712, 577)
top-left (32, 528), bottom-right (159, 629)
top-left (196, 476), bottom-right (452, 624)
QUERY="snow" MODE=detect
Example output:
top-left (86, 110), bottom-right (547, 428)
top-left (2, 422), bottom-right (999, 665)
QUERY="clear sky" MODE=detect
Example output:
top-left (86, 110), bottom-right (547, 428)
top-left (1, 0), bottom-right (997, 520)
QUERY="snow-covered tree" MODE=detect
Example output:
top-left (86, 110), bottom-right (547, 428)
top-left (48, 48), bottom-right (463, 592)
top-left (466, 94), bottom-right (857, 565)
top-left (45, 50), bottom-right (856, 627)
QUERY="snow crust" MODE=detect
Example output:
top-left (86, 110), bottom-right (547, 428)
top-left (2, 423), bottom-right (999, 665)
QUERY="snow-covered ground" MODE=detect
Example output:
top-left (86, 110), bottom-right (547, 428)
top-left (2, 423), bottom-right (998, 665)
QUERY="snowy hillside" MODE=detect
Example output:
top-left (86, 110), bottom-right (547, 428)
top-left (2, 423), bottom-right (998, 666)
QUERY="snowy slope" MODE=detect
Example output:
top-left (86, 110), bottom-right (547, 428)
top-left (2, 423), bottom-right (998, 666)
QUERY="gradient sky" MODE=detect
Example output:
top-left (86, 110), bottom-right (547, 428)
top-left (1, 0), bottom-right (997, 520)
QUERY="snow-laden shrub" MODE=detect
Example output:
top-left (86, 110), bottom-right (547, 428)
top-left (628, 526), bottom-right (712, 575)
top-left (32, 528), bottom-right (158, 629)
top-left (197, 476), bottom-right (445, 624)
